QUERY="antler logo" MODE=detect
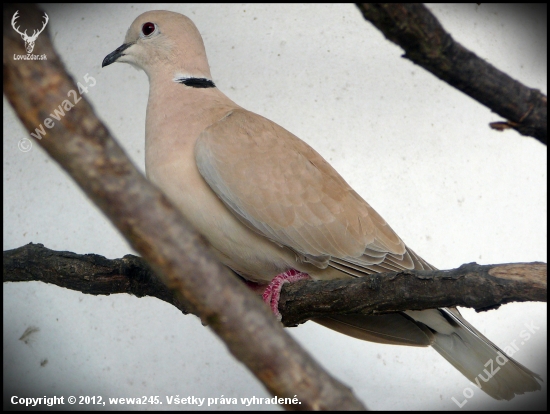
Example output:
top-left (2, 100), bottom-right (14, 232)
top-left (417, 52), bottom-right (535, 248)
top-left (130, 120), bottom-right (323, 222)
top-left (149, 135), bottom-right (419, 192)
top-left (12, 10), bottom-right (49, 54)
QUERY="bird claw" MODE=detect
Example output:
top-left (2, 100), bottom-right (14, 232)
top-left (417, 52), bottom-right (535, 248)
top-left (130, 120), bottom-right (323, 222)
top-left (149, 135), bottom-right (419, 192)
top-left (262, 269), bottom-right (310, 320)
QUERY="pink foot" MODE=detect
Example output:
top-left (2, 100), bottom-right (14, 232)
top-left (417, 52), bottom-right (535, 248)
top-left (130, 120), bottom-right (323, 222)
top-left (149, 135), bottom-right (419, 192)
top-left (262, 269), bottom-right (310, 320)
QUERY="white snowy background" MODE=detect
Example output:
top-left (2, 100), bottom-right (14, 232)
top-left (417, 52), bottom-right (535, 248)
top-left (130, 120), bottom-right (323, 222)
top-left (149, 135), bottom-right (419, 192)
top-left (3, 3), bottom-right (547, 410)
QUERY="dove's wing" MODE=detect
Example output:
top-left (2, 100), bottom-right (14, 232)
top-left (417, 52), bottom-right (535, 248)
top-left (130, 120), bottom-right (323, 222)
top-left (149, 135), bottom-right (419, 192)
top-left (195, 108), bottom-right (426, 273)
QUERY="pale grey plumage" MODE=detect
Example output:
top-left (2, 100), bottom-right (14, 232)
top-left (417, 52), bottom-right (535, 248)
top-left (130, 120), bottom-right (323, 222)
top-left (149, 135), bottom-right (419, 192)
top-left (102, 10), bottom-right (542, 400)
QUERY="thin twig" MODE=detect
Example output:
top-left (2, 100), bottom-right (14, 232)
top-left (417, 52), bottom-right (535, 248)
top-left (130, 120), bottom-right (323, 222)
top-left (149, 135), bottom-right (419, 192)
top-left (356, 3), bottom-right (547, 144)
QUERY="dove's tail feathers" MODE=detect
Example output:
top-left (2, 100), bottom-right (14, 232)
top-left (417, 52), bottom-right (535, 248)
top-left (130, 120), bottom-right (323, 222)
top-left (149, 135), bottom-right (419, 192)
top-left (408, 307), bottom-right (542, 400)
top-left (314, 313), bottom-right (435, 347)
top-left (315, 306), bottom-right (542, 400)
top-left (319, 246), bottom-right (542, 400)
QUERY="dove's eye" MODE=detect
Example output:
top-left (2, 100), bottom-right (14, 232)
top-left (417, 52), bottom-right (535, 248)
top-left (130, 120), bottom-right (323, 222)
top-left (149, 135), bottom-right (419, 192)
top-left (141, 22), bottom-right (157, 38)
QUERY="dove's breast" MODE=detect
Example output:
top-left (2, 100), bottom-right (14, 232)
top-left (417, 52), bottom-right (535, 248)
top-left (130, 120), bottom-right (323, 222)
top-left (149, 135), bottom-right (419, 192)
top-left (143, 88), bottom-right (296, 282)
top-left (147, 154), bottom-right (299, 282)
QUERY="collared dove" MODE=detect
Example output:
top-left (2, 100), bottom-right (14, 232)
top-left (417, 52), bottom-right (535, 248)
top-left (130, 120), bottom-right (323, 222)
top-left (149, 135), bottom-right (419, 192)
top-left (102, 10), bottom-right (542, 400)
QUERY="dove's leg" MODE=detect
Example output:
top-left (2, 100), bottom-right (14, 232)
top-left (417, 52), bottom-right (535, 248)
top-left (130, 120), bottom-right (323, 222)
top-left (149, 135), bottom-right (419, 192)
top-left (262, 269), bottom-right (311, 319)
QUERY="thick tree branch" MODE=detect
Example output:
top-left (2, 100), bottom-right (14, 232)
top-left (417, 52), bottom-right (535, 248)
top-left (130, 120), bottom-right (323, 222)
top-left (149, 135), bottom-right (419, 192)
top-left (279, 261), bottom-right (546, 326)
top-left (4, 244), bottom-right (546, 328)
top-left (356, 3), bottom-right (547, 145)
top-left (3, 4), bottom-right (365, 410)
top-left (3, 243), bottom-right (190, 314)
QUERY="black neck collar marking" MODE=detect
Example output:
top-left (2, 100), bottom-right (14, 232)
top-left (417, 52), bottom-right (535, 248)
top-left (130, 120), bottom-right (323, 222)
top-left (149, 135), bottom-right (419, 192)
top-left (176, 77), bottom-right (216, 88)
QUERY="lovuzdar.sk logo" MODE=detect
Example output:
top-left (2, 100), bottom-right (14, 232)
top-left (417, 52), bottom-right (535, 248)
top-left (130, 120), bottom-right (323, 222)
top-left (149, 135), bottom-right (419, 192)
top-left (11, 10), bottom-right (49, 61)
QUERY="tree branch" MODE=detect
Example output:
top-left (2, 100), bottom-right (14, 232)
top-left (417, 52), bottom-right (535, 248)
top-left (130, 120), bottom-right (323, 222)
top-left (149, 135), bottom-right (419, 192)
top-left (3, 4), bottom-right (365, 410)
top-left (356, 3), bottom-right (547, 145)
top-left (4, 244), bottom-right (546, 328)
top-left (3, 243), bottom-right (190, 314)
top-left (279, 261), bottom-right (546, 326)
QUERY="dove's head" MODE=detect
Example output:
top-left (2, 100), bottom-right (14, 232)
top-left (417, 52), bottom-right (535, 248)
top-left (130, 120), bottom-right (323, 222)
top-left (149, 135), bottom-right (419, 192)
top-left (102, 11), bottom-right (212, 81)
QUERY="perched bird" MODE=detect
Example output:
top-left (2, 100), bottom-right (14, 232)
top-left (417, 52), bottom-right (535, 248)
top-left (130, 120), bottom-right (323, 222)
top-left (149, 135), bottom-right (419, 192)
top-left (103, 10), bottom-right (542, 400)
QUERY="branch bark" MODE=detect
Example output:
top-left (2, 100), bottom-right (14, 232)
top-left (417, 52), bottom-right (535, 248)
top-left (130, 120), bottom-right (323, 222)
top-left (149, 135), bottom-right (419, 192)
top-left (356, 3), bottom-right (547, 145)
top-left (3, 4), bottom-right (365, 410)
top-left (4, 244), bottom-right (546, 328)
